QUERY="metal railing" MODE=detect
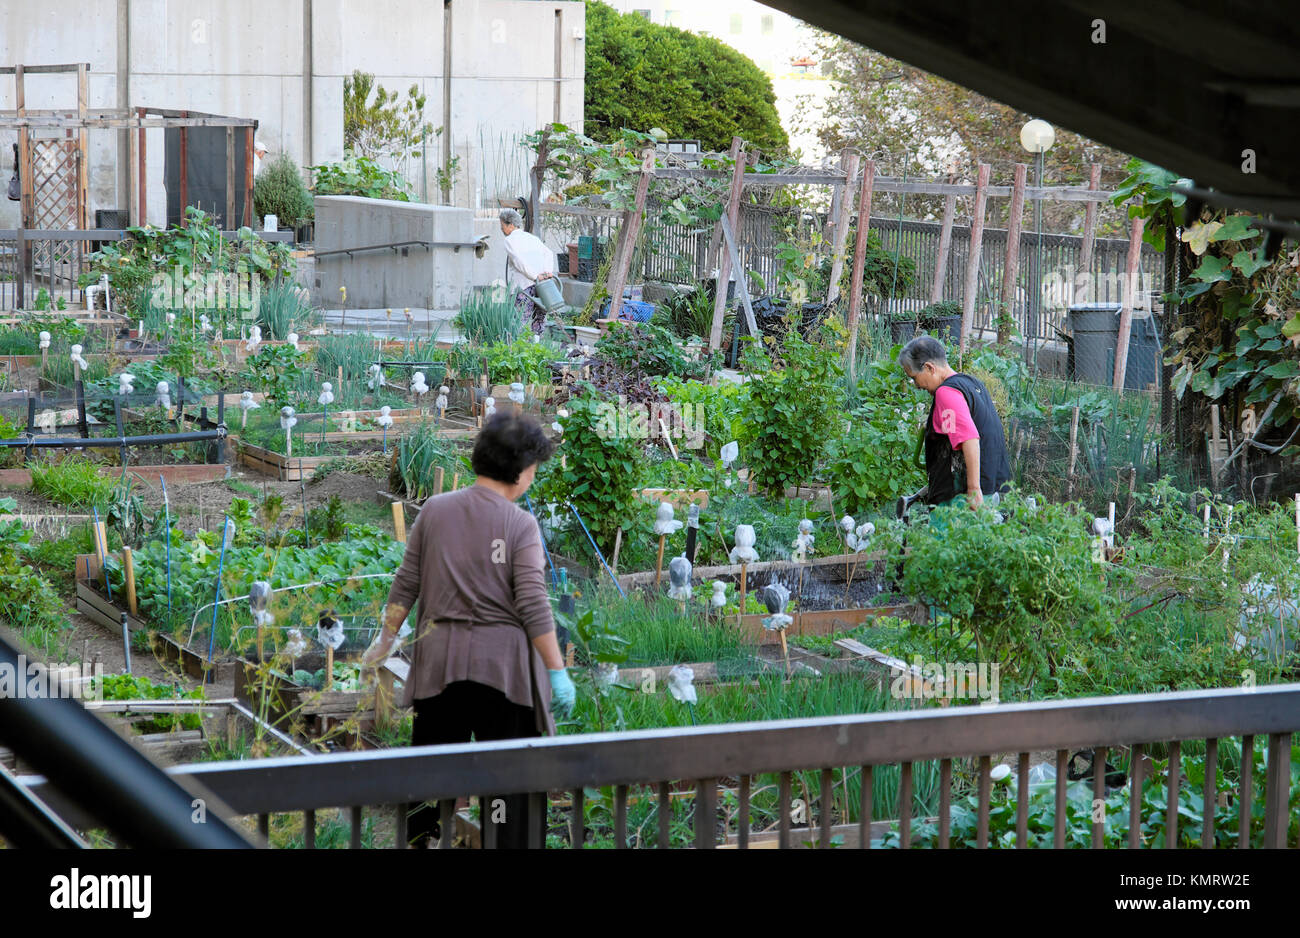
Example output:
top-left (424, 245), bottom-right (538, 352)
top-left (0, 228), bottom-right (295, 310)
top-left (21, 682), bottom-right (1297, 849)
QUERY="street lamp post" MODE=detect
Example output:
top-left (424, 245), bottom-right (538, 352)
top-left (1020, 119), bottom-right (1054, 376)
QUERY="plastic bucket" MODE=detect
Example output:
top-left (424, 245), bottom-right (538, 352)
top-left (534, 277), bottom-right (567, 315)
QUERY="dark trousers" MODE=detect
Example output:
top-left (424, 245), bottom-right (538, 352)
top-left (408, 681), bottom-right (544, 849)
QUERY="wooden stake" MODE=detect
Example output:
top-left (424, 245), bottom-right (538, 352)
top-left (391, 502), bottom-right (406, 542)
top-left (1074, 163), bottom-right (1102, 304)
top-left (999, 163), bottom-right (1028, 345)
top-left (654, 535), bottom-right (667, 589)
top-left (1203, 503), bottom-right (1211, 540)
top-left (929, 173), bottom-right (957, 303)
top-left (122, 546), bottom-right (137, 616)
top-left (709, 137), bottom-right (749, 351)
top-left (611, 527), bottom-right (622, 576)
top-left (959, 163), bottom-right (991, 355)
top-left (606, 147), bottom-right (656, 322)
top-left (658, 417), bottom-right (679, 460)
top-left (1067, 405), bottom-right (1080, 479)
top-left (432, 466), bottom-right (444, 496)
top-left (1112, 215), bottom-right (1146, 390)
top-left (1210, 405), bottom-right (1223, 491)
top-left (1294, 493), bottom-right (1299, 558)
top-left (779, 628), bottom-right (790, 677)
top-left (845, 159), bottom-right (876, 378)
top-left (826, 150), bottom-right (862, 307)
top-left (737, 563), bottom-right (748, 627)
top-left (325, 644), bottom-right (334, 690)
top-left (451, 473), bottom-right (459, 491)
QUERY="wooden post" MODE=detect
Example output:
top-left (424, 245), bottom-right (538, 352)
top-left (707, 137), bottom-right (744, 271)
top-left (1074, 163), bottom-right (1103, 304)
top-left (325, 644), bottom-right (334, 691)
top-left (451, 473), bottom-right (459, 491)
top-left (123, 547), bottom-right (138, 616)
top-left (654, 535), bottom-right (667, 589)
top-left (1112, 216), bottom-right (1146, 390)
top-left (179, 111), bottom-right (189, 215)
top-left (432, 466), bottom-right (444, 496)
top-left (391, 502), bottom-right (406, 543)
top-left (76, 63), bottom-right (89, 232)
top-left (929, 176), bottom-right (958, 303)
top-left (999, 164), bottom-right (1028, 345)
top-left (737, 563), bottom-right (748, 627)
top-left (606, 148), bottom-right (655, 321)
top-left (709, 138), bottom-right (749, 351)
top-left (225, 126), bottom-right (236, 228)
top-left (244, 124), bottom-right (255, 227)
top-left (1067, 405), bottom-right (1080, 480)
top-left (137, 107), bottom-right (148, 225)
top-left (611, 528), bottom-right (622, 576)
top-left (959, 163), bottom-right (991, 355)
top-left (527, 127), bottom-right (551, 235)
top-left (826, 151), bottom-right (861, 307)
top-left (1209, 405), bottom-right (1223, 491)
top-left (845, 159), bottom-right (876, 377)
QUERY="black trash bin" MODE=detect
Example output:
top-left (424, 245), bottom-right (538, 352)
top-left (1067, 303), bottom-right (1161, 390)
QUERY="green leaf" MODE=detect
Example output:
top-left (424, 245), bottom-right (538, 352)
top-left (1231, 249), bottom-right (1270, 278)
top-left (1191, 255), bottom-right (1231, 282)
top-left (1212, 215), bottom-right (1260, 243)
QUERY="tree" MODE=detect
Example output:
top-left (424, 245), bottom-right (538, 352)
top-left (584, 1), bottom-right (788, 155)
top-left (342, 70), bottom-right (436, 181)
top-left (800, 31), bottom-right (1133, 235)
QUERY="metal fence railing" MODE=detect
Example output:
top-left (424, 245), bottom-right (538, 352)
top-left (23, 683), bottom-right (1298, 848)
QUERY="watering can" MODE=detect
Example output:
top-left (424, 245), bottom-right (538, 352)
top-left (533, 276), bottom-right (567, 316)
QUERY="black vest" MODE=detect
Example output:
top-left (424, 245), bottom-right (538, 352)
top-left (924, 373), bottom-right (1011, 504)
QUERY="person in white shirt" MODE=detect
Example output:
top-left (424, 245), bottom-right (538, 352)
top-left (500, 208), bottom-right (556, 335)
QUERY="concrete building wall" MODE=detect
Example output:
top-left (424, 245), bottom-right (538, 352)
top-left (1, 0), bottom-right (584, 228)
top-left (312, 195), bottom-right (475, 309)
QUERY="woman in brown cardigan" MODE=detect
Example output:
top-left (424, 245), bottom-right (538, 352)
top-left (362, 411), bottom-right (573, 848)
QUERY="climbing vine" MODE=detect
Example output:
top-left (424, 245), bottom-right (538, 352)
top-left (1113, 159), bottom-right (1300, 445)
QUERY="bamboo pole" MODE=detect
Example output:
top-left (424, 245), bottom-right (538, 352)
top-left (999, 164), bottom-right (1028, 345)
top-left (325, 644), bottom-right (334, 691)
top-left (1112, 215), bottom-right (1146, 391)
top-left (123, 546), bottom-right (138, 616)
top-left (391, 502), bottom-right (406, 543)
top-left (959, 163), bottom-right (991, 355)
top-left (1067, 405), bottom-right (1081, 480)
top-left (451, 473), bottom-right (459, 491)
top-left (845, 159), bottom-right (877, 378)
top-left (1074, 163), bottom-right (1103, 304)
top-left (611, 528), bottom-right (622, 576)
top-left (654, 535), bottom-right (667, 589)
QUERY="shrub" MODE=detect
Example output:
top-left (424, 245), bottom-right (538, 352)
top-left (828, 351), bottom-right (928, 516)
top-left (595, 321), bottom-right (715, 382)
top-left (532, 388), bottom-right (645, 553)
top-left (739, 330), bottom-right (843, 498)
top-left (253, 154), bottom-right (314, 229)
top-left (310, 153), bottom-right (412, 202)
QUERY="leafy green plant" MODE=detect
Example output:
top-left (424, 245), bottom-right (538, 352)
top-left (827, 351), bottom-right (927, 515)
top-left (310, 153), bottom-right (413, 202)
top-left (481, 337), bottom-right (560, 385)
top-left (30, 459), bottom-right (116, 511)
top-left (391, 422), bottom-right (463, 500)
top-left (256, 281), bottom-right (316, 340)
top-left (739, 330), bottom-right (843, 497)
top-left (456, 290), bottom-right (520, 346)
top-left (596, 321), bottom-right (716, 381)
top-left (0, 499), bottom-right (72, 656)
top-left (92, 674), bottom-right (204, 732)
top-left (241, 343), bottom-right (309, 410)
top-left (253, 153), bottom-right (314, 229)
top-left (533, 388), bottom-right (645, 554)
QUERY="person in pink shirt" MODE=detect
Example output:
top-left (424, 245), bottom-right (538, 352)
top-left (899, 335), bottom-right (1011, 510)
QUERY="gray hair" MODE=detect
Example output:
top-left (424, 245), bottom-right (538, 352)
top-left (899, 335), bottom-right (949, 373)
top-left (499, 208), bottom-right (524, 228)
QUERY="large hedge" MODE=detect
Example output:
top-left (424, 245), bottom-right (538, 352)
top-left (584, 1), bottom-right (788, 154)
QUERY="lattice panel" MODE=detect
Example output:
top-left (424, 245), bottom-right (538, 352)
top-left (30, 138), bottom-right (80, 273)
